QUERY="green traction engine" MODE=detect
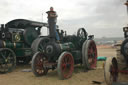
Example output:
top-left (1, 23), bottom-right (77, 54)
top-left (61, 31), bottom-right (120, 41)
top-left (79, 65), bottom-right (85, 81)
top-left (0, 19), bottom-right (48, 73)
top-left (31, 7), bottom-right (97, 79)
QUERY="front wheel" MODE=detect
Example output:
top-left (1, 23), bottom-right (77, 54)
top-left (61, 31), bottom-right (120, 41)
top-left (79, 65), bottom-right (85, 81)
top-left (57, 52), bottom-right (74, 80)
top-left (31, 52), bottom-right (48, 77)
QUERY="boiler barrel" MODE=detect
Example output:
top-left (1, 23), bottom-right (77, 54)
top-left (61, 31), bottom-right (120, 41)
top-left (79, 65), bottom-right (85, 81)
top-left (0, 40), bottom-right (23, 48)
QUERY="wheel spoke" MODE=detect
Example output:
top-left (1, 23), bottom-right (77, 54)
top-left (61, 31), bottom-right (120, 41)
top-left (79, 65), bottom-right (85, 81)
top-left (0, 52), bottom-right (6, 60)
top-left (87, 41), bottom-right (97, 69)
top-left (32, 52), bottom-right (48, 76)
top-left (0, 49), bottom-right (16, 73)
top-left (7, 53), bottom-right (11, 58)
top-left (2, 64), bottom-right (7, 73)
top-left (62, 64), bottom-right (66, 71)
top-left (3, 51), bottom-right (7, 57)
top-left (109, 60), bottom-right (118, 82)
top-left (58, 52), bottom-right (74, 79)
top-left (39, 44), bottom-right (44, 50)
top-left (5, 63), bottom-right (8, 71)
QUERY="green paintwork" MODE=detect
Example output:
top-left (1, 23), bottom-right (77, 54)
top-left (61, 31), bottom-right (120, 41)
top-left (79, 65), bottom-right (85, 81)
top-left (3, 41), bottom-right (32, 57)
top-left (71, 50), bottom-right (82, 64)
top-left (57, 40), bottom-right (83, 64)
top-left (14, 48), bottom-right (32, 57)
top-left (0, 22), bottom-right (42, 60)
top-left (12, 32), bottom-right (24, 42)
top-left (24, 26), bottom-right (40, 46)
top-left (59, 36), bottom-right (86, 63)
top-left (4, 41), bottom-right (23, 48)
top-left (59, 42), bottom-right (75, 51)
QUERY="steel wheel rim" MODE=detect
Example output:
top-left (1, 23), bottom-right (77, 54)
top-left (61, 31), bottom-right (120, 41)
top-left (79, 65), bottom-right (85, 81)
top-left (0, 49), bottom-right (15, 73)
top-left (88, 41), bottom-right (97, 69)
top-left (61, 54), bottom-right (74, 78)
top-left (35, 53), bottom-right (46, 75)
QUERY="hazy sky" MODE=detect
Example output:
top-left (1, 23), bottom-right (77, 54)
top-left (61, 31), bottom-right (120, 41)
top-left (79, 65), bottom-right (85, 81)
top-left (0, 0), bottom-right (127, 38)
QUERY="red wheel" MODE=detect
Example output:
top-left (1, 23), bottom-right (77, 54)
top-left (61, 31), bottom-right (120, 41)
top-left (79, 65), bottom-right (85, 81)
top-left (57, 52), bottom-right (74, 80)
top-left (82, 40), bottom-right (97, 70)
top-left (31, 52), bottom-right (48, 77)
top-left (104, 57), bottom-right (118, 85)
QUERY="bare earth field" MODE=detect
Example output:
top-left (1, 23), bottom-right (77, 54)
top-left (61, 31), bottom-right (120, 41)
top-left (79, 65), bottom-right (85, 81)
top-left (0, 47), bottom-right (127, 85)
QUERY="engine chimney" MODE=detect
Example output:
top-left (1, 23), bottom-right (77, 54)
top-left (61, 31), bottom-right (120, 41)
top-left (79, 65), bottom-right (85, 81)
top-left (46, 7), bottom-right (59, 41)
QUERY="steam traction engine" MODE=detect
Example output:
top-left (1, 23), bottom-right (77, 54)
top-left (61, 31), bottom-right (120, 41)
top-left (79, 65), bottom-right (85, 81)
top-left (104, 1), bottom-right (128, 85)
top-left (0, 19), bottom-right (48, 73)
top-left (104, 26), bottom-right (128, 85)
top-left (31, 7), bottom-right (97, 79)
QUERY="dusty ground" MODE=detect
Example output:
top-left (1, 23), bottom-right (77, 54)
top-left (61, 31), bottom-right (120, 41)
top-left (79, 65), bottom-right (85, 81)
top-left (0, 47), bottom-right (127, 85)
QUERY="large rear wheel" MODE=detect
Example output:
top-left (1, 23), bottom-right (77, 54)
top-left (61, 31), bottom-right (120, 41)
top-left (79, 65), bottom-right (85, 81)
top-left (57, 52), bottom-right (74, 80)
top-left (0, 48), bottom-right (16, 73)
top-left (31, 37), bottom-right (50, 54)
top-left (82, 40), bottom-right (97, 70)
